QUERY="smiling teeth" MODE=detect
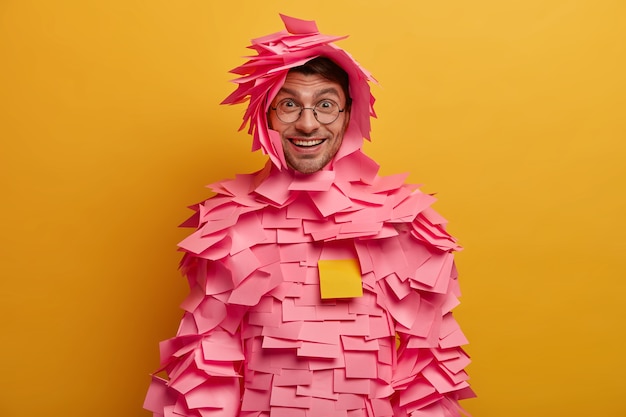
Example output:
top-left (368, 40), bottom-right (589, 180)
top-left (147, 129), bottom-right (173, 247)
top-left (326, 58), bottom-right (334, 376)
top-left (292, 139), bottom-right (324, 147)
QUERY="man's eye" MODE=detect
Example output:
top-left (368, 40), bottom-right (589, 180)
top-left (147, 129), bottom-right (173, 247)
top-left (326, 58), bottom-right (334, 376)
top-left (316, 100), bottom-right (336, 112)
top-left (278, 99), bottom-right (300, 113)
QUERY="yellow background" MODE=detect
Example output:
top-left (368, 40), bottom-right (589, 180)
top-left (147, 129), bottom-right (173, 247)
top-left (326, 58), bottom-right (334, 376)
top-left (1, 1), bottom-right (624, 416)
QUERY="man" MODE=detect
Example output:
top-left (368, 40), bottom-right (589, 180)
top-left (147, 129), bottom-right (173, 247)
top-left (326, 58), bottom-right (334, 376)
top-left (144, 14), bottom-right (474, 417)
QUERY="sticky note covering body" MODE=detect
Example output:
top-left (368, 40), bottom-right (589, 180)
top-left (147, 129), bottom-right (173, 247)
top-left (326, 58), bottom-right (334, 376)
top-left (145, 14), bottom-right (473, 417)
top-left (145, 151), bottom-right (475, 417)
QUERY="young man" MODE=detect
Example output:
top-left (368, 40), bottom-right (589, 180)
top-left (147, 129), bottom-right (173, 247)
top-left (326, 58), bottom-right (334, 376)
top-left (144, 15), bottom-right (474, 417)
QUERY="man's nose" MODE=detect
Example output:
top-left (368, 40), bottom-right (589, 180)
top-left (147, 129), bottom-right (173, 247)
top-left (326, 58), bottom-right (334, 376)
top-left (294, 108), bottom-right (320, 132)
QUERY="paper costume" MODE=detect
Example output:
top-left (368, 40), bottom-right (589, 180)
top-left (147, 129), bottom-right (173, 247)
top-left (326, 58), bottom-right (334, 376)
top-left (144, 14), bottom-right (474, 417)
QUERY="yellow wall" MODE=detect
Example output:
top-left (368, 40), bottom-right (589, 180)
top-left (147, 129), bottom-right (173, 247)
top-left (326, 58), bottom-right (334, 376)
top-left (1, 1), bottom-right (624, 416)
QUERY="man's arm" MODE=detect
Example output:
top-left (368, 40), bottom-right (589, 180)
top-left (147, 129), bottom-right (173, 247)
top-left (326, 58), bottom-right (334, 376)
top-left (357, 217), bottom-right (475, 417)
top-left (144, 255), bottom-right (246, 417)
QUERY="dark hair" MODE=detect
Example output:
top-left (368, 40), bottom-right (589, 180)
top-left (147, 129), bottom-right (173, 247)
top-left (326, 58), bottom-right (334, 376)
top-left (289, 57), bottom-right (352, 110)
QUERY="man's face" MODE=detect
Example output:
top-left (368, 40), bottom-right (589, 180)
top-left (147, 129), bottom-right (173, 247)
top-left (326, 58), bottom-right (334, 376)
top-left (268, 72), bottom-right (350, 174)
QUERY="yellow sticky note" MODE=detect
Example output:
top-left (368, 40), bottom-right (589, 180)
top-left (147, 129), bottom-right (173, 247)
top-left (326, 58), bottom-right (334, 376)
top-left (318, 258), bottom-right (363, 299)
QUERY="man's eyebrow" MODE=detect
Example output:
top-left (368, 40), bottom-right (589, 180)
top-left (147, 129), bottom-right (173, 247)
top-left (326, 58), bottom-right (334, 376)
top-left (277, 87), bottom-right (341, 100)
top-left (313, 87), bottom-right (341, 99)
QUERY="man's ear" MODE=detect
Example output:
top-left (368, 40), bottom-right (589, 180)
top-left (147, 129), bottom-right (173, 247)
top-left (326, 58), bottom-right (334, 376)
top-left (342, 108), bottom-right (351, 130)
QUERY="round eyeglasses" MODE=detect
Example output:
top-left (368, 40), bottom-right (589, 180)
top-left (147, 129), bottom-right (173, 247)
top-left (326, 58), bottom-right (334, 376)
top-left (270, 98), bottom-right (345, 125)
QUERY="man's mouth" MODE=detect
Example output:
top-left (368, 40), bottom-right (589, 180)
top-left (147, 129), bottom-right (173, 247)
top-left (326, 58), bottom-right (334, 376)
top-left (290, 138), bottom-right (325, 147)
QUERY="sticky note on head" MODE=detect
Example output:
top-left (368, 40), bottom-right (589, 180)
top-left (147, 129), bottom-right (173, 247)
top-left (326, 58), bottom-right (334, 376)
top-left (318, 258), bottom-right (363, 299)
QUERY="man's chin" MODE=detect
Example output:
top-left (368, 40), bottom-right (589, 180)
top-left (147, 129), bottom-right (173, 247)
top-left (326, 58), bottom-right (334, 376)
top-left (287, 156), bottom-right (333, 174)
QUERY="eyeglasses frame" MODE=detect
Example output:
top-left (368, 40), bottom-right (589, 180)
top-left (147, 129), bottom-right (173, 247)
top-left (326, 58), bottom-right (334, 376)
top-left (270, 98), bottom-right (346, 125)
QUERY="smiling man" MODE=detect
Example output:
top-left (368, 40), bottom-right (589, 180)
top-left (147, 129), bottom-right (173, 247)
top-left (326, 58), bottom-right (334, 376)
top-left (144, 14), bottom-right (474, 417)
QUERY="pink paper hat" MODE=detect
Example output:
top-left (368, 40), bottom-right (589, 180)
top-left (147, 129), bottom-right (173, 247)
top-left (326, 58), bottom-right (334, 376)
top-left (221, 14), bottom-right (377, 170)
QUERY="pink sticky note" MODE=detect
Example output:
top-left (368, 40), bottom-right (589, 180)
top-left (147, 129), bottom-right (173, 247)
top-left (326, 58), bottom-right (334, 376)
top-left (262, 336), bottom-right (302, 349)
top-left (333, 149), bottom-right (380, 184)
top-left (240, 388), bottom-right (271, 412)
top-left (227, 270), bottom-right (270, 306)
top-left (367, 225), bottom-right (399, 240)
top-left (400, 191), bottom-right (438, 220)
top-left (339, 314), bottom-right (370, 336)
top-left (303, 220), bottom-right (342, 241)
top-left (287, 197), bottom-right (324, 220)
top-left (277, 227), bottom-right (314, 244)
top-left (280, 262), bottom-right (307, 284)
top-left (254, 170), bottom-right (293, 206)
top-left (278, 243), bottom-right (309, 262)
top-left (309, 186), bottom-right (353, 217)
top-left (252, 243), bottom-right (282, 268)
top-left (269, 281), bottom-right (303, 301)
top-left (200, 260), bottom-right (235, 295)
top-left (178, 228), bottom-right (227, 255)
top-left (335, 393), bottom-right (366, 410)
top-left (288, 170), bottom-right (335, 191)
top-left (185, 378), bottom-right (240, 410)
top-left (297, 342), bottom-right (342, 359)
top-left (413, 251), bottom-right (448, 288)
top-left (396, 297), bottom-right (438, 338)
top-left (440, 352), bottom-right (471, 375)
top-left (273, 369), bottom-right (313, 386)
top-left (200, 200), bottom-right (238, 221)
top-left (263, 208), bottom-right (302, 229)
top-left (316, 302), bottom-right (355, 321)
top-left (216, 179), bottom-right (248, 199)
top-left (376, 338), bottom-right (393, 365)
top-left (280, 14), bottom-right (319, 34)
top-left (270, 386), bottom-right (311, 408)
top-left (293, 284), bottom-right (324, 306)
top-left (248, 307), bottom-right (282, 328)
top-left (195, 360), bottom-right (240, 377)
top-left (308, 355), bottom-right (346, 371)
top-left (229, 213), bottom-right (267, 255)
top-left (397, 378), bottom-right (436, 407)
top-left (346, 184), bottom-right (388, 205)
top-left (244, 371), bottom-right (273, 390)
top-left (366, 314), bottom-right (394, 340)
top-left (295, 370), bottom-right (338, 400)
top-left (143, 376), bottom-right (175, 412)
top-left (268, 407), bottom-right (306, 417)
top-left (421, 363), bottom-right (469, 394)
top-left (193, 296), bottom-right (227, 334)
top-left (169, 369), bottom-right (207, 394)
top-left (340, 335), bottom-right (380, 351)
top-left (199, 213), bottom-right (240, 237)
top-left (299, 321), bottom-right (340, 344)
top-left (338, 221), bottom-right (383, 235)
top-left (282, 298), bottom-right (316, 321)
top-left (201, 331), bottom-right (244, 361)
top-left (179, 284), bottom-right (205, 313)
top-left (195, 236), bottom-right (233, 261)
top-left (383, 273), bottom-right (411, 299)
top-left (333, 369), bottom-right (370, 394)
top-left (439, 328), bottom-right (469, 349)
top-left (440, 364), bottom-right (470, 385)
top-left (344, 351), bottom-right (377, 378)
top-left (368, 238), bottom-right (408, 279)
top-left (379, 281), bottom-right (421, 329)
top-left (262, 321), bottom-right (302, 341)
top-left (370, 398), bottom-right (394, 417)
top-left (371, 173), bottom-right (409, 193)
top-left (224, 248), bottom-right (261, 286)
